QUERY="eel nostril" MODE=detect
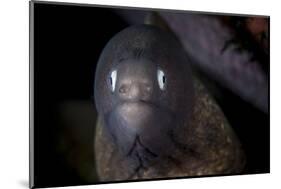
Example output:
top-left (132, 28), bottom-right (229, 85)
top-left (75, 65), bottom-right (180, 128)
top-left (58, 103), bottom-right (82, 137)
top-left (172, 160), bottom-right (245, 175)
top-left (119, 85), bottom-right (128, 94)
top-left (118, 82), bottom-right (152, 100)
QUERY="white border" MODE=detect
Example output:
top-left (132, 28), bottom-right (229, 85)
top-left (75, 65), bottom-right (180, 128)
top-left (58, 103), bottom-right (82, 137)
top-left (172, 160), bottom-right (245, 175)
top-left (0, 0), bottom-right (279, 188)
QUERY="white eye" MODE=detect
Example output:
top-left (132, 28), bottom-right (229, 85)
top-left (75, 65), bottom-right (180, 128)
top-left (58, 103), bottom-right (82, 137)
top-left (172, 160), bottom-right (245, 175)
top-left (110, 70), bottom-right (117, 92)
top-left (157, 69), bottom-right (166, 90)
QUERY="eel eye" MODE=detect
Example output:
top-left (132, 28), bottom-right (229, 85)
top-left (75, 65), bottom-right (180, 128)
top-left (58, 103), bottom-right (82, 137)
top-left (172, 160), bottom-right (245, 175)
top-left (109, 70), bottom-right (117, 92)
top-left (157, 69), bottom-right (166, 90)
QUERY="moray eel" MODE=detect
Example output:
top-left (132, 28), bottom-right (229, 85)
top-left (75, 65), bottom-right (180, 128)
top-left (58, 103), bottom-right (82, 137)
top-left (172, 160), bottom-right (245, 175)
top-left (94, 25), bottom-right (245, 181)
top-left (94, 25), bottom-right (194, 161)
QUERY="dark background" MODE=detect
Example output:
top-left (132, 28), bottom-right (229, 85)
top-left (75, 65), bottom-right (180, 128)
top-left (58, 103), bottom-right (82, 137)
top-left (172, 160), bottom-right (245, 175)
top-left (32, 2), bottom-right (269, 188)
top-left (33, 2), bottom-right (128, 187)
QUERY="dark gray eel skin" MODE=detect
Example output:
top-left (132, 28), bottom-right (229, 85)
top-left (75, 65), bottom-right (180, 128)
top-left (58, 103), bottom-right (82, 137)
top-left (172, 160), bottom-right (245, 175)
top-left (94, 25), bottom-right (245, 181)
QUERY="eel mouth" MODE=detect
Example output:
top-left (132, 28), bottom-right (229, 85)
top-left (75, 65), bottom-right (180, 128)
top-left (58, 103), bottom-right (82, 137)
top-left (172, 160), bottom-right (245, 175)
top-left (105, 101), bottom-right (180, 167)
top-left (112, 101), bottom-right (155, 129)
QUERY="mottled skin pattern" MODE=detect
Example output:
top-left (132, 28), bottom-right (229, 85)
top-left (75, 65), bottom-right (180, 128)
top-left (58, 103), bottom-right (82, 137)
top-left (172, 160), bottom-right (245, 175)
top-left (94, 25), bottom-right (245, 181)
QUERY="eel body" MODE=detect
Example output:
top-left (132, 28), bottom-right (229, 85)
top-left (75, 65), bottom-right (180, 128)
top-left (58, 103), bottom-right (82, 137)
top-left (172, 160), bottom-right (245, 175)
top-left (94, 25), bottom-right (245, 181)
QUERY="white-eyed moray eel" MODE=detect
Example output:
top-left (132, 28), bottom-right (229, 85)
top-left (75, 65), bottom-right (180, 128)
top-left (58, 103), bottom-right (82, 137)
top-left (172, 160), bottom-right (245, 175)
top-left (94, 25), bottom-right (245, 181)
